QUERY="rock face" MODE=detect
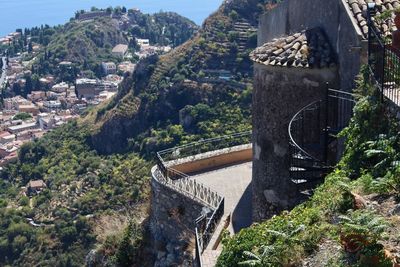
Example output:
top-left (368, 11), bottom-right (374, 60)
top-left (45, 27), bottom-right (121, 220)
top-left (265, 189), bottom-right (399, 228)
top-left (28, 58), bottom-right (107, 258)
top-left (90, 55), bottom-right (157, 154)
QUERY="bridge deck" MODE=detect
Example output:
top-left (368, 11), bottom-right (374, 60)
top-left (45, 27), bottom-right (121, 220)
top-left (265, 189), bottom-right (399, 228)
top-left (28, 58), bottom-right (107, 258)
top-left (190, 162), bottom-right (252, 267)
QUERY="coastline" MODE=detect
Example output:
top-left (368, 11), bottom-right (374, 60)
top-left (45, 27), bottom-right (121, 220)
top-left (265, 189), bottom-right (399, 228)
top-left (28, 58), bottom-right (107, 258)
top-left (0, 0), bottom-right (221, 36)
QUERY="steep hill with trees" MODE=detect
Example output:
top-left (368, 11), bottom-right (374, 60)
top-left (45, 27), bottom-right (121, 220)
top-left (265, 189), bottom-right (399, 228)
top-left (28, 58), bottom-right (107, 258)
top-left (88, 0), bottom-right (270, 155)
top-left (0, 1), bottom-right (274, 266)
top-left (31, 9), bottom-right (198, 80)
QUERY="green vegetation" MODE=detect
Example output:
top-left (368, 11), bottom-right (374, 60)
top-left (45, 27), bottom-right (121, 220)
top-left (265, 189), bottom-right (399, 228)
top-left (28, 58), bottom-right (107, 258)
top-left (89, 0), bottom-right (268, 155)
top-left (217, 69), bottom-right (399, 267)
top-left (2, 7), bottom-right (198, 86)
top-left (0, 121), bottom-right (151, 266)
top-left (13, 112), bottom-right (33, 121)
top-left (32, 9), bottom-right (198, 80)
top-left (32, 17), bottom-right (127, 79)
top-left (130, 11), bottom-right (198, 47)
top-left (0, 1), bottom-right (276, 265)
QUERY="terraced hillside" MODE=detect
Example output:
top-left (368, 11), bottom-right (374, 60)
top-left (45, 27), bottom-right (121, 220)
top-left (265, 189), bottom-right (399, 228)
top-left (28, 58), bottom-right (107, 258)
top-left (89, 0), bottom-right (270, 155)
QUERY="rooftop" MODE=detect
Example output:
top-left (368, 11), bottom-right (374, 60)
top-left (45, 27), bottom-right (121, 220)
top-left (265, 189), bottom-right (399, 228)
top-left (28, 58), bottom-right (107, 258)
top-left (112, 44), bottom-right (128, 54)
top-left (8, 122), bottom-right (37, 131)
top-left (76, 78), bottom-right (98, 85)
top-left (250, 28), bottom-right (335, 68)
top-left (344, 0), bottom-right (399, 38)
top-left (28, 180), bottom-right (46, 189)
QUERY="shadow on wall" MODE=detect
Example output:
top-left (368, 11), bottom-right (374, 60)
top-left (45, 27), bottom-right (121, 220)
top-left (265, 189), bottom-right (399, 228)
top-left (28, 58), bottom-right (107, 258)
top-left (232, 182), bottom-right (252, 233)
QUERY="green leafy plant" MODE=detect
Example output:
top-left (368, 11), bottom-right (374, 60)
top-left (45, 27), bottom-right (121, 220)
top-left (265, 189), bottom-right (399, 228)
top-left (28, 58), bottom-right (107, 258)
top-left (339, 210), bottom-right (388, 255)
top-left (239, 245), bottom-right (277, 267)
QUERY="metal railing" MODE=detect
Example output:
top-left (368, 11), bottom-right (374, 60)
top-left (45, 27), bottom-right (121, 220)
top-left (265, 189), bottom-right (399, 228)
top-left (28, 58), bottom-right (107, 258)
top-left (289, 100), bottom-right (324, 165)
top-left (288, 88), bottom-right (355, 184)
top-left (368, 7), bottom-right (400, 106)
top-left (157, 131), bottom-right (252, 164)
top-left (155, 132), bottom-right (252, 264)
top-left (153, 167), bottom-right (223, 208)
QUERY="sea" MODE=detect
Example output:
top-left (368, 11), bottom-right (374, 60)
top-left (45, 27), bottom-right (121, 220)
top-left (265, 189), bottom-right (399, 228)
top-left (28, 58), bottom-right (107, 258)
top-left (0, 0), bottom-right (222, 36)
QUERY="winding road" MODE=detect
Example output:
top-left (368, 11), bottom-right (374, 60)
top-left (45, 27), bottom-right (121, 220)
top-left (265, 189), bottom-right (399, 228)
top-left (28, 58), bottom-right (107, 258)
top-left (0, 57), bottom-right (6, 87)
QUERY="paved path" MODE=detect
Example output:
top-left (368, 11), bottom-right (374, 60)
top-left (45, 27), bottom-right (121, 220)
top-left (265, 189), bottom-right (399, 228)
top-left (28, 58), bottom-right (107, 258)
top-left (191, 162), bottom-right (253, 267)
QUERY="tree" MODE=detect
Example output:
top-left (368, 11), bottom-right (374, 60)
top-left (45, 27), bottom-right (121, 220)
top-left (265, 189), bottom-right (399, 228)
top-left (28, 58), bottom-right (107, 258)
top-left (13, 112), bottom-right (32, 121)
top-left (59, 225), bottom-right (78, 246)
top-left (229, 10), bottom-right (239, 21)
top-left (115, 221), bottom-right (142, 266)
top-left (24, 75), bottom-right (33, 96)
top-left (27, 42), bottom-right (33, 53)
top-left (12, 83), bottom-right (21, 96)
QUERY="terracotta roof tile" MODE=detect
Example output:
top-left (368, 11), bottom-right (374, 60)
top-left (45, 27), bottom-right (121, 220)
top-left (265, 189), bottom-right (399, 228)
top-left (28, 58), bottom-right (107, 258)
top-left (250, 28), bottom-right (336, 69)
top-left (344, 0), bottom-right (400, 38)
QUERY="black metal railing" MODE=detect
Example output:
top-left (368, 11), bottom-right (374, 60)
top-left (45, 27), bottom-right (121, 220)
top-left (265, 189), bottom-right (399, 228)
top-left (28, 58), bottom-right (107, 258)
top-left (288, 88), bottom-right (355, 186)
top-left (197, 198), bottom-right (224, 251)
top-left (288, 100), bottom-right (328, 185)
top-left (367, 6), bottom-right (400, 106)
top-left (157, 131), bottom-right (252, 164)
top-left (368, 20), bottom-right (386, 96)
top-left (155, 132), bottom-right (252, 264)
top-left (195, 228), bottom-right (203, 267)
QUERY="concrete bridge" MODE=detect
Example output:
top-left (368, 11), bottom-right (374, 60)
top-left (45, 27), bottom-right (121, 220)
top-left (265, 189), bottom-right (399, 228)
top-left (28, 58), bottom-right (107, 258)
top-left (150, 133), bottom-right (252, 267)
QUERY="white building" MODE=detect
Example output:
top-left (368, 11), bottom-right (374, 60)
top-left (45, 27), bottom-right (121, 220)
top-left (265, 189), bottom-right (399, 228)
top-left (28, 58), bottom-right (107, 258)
top-left (51, 82), bottom-right (69, 93)
top-left (136, 38), bottom-right (150, 48)
top-left (8, 122), bottom-right (38, 134)
top-left (43, 100), bottom-right (62, 111)
top-left (101, 62), bottom-right (117, 75)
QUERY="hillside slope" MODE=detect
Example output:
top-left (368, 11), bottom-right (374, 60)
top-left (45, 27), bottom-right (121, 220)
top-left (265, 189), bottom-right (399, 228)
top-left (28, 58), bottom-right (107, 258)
top-left (33, 10), bottom-right (198, 79)
top-left (88, 0), bottom-right (269, 155)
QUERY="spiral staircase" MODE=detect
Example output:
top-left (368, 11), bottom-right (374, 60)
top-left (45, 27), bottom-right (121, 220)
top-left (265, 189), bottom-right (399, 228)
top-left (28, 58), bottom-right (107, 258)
top-left (288, 88), bottom-right (355, 191)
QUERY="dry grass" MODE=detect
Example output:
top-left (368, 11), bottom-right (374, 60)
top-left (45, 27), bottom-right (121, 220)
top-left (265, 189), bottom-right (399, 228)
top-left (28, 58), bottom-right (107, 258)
top-left (93, 203), bottom-right (149, 243)
top-left (93, 212), bottom-right (131, 243)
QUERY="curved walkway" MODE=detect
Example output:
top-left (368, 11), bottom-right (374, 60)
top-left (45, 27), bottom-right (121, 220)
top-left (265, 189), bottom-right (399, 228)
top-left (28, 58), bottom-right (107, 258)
top-left (191, 162), bottom-right (252, 267)
top-left (191, 162), bottom-right (252, 232)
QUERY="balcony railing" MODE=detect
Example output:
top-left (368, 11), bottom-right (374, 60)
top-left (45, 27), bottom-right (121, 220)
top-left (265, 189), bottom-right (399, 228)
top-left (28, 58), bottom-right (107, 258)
top-left (368, 6), bottom-right (400, 106)
top-left (155, 131), bottom-right (251, 266)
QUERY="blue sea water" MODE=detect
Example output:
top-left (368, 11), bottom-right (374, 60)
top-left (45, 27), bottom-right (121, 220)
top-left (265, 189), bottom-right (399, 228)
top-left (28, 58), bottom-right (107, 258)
top-left (0, 0), bottom-right (222, 36)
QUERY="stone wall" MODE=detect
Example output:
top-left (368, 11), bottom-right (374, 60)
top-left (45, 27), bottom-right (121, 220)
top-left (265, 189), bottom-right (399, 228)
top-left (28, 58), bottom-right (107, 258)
top-left (150, 167), bottom-right (205, 267)
top-left (337, 0), bottom-right (368, 91)
top-left (252, 63), bottom-right (337, 222)
top-left (150, 144), bottom-right (251, 265)
top-left (170, 145), bottom-right (252, 174)
top-left (258, 0), bottom-right (340, 46)
top-left (258, 0), bottom-right (366, 90)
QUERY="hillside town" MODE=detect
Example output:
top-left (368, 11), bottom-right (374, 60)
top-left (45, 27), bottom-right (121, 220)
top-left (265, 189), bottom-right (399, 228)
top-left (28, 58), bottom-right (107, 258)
top-left (0, 15), bottom-right (177, 168)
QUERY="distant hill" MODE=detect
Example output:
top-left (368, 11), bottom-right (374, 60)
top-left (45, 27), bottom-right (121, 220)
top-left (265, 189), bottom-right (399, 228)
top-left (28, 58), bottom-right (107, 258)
top-left (88, 0), bottom-right (270, 155)
top-left (33, 10), bottom-right (198, 79)
top-left (129, 11), bottom-right (199, 47)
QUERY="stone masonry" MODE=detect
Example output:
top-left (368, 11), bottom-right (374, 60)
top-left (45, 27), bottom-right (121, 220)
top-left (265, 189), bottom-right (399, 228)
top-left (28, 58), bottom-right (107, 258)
top-left (150, 171), bottom-right (205, 267)
top-left (250, 0), bottom-right (397, 223)
top-left (252, 63), bottom-right (337, 221)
